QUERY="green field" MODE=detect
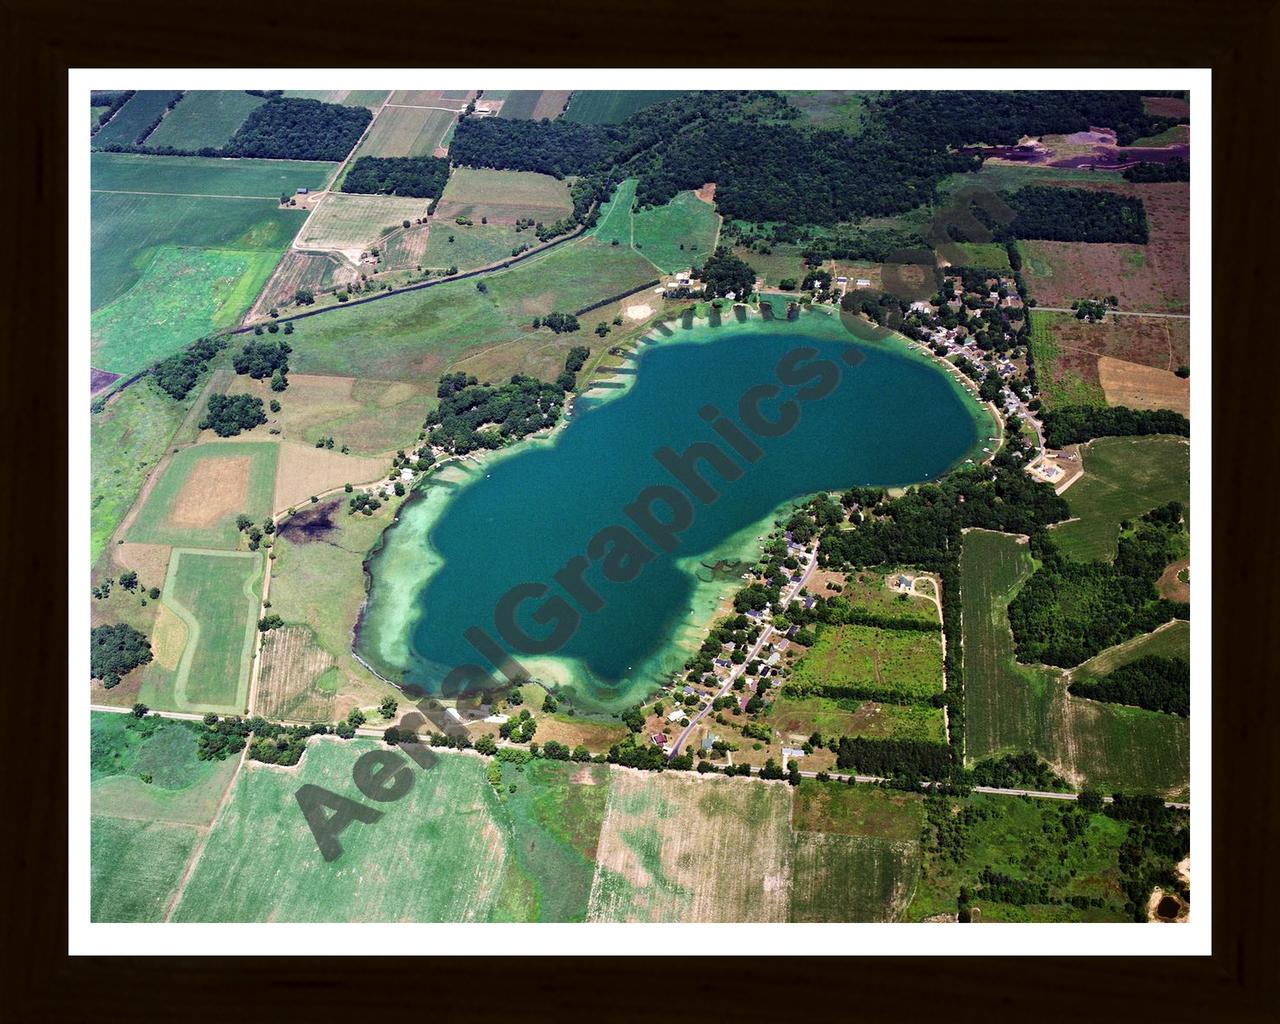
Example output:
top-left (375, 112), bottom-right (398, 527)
top-left (351, 105), bottom-right (455, 160)
top-left (1051, 435), bottom-right (1190, 562)
top-left (903, 794), bottom-right (1133, 922)
top-left (92, 245), bottom-right (284, 376)
top-left (173, 742), bottom-right (511, 922)
top-left (298, 193), bottom-right (431, 251)
top-left (285, 237), bottom-right (657, 382)
top-left (282, 89), bottom-right (389, 108)
top-left (89, 711), bottom-right (240, 922)
top-left (562, 90), bottom-right (684, 124)
top-left (591, 179), bottom-right (720, 273)
top-left (951, 241), bottom-right (1013, 271)
top-left (126, 441), bottom-right (278, 549)
top-left (768, 694), bottom-right (946, 743)
top-left (424, 221), bottom-right (529, 271)
top-left (144, 90), bottom-right (267, 150)
top-left (93, 90), bottom-right (183, 147)
top-left (90, 378), bottom-right (192, 560)
top-left (782, 91), bottom-right (881, 133)
top-left (936, 162), bottom-right (1126, 199)
top-left (732, 243), bottom-right (808, 287)
top-left (91, 152), bottom-right (336, 198)
top-left (1028, 311), bottom-right (1108, 411)
top-left (960, 530), bottom-right (1189, 796)
top-left (140, 550), bottom-right (263, 713)
top-left (1072, 620), bottom-right (1190, 684)
top-left (790, 622), bottom-right (944, 702)
top-left (436, 167), bottom-right (573, 223)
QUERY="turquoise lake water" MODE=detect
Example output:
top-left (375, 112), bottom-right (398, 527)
top-left (359, 309), bottom-right (990, 712)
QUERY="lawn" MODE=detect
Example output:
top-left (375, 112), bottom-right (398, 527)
top-left (140, 550), bottom-right (264, 713)
top-left (789, 622), bottom-right (944, 702)
top-left (903, 794), bottom-right (1134, 922)
top-left (91, 245), bottom-right (283, 376)
top-left (351, 106), bottom-right (456, 159)
top-left (126, 441), bottom-right (278, 549)
top-left (590, 177), bottom-right (637, 246)
top-left (1051, 435), bottom-right (1190, 561)
top-left (93, 90), bottom-right (183, 147)
top-left (297, 193), bottom-right (431, 252)
top-left (960, 530), bottom-right (1189, 797)
top-left (1028, 311), bottom-right (1108, 411)
top-left (91, 152), bottom-right (336, 198)
top-left (435, 167), bottom-right (573, 224)
top-left (172, 742), bottom-right (510, 922)
top-left (561, 91), bottom-right (683, 124)
top-left (90, 378), bottom-right (191, 561)
top-left (144, 90), bottom-right (267, 150)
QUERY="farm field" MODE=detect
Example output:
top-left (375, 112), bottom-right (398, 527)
top-left (254, 625), bottom-right (337, 721)
top-left (1072, 620), bottom-right (1190, 683)
top-left (89, 711), bottom-right (241, 922)
top-left (1051, 435), bottom-right (1190, 562)
top-left (247, 250), bottom-right (357, 319)
top-left (90, 378), bottom-right (192, 560)
top-left (227, 373), bottom-right (430, 455)
top-left (140, 550), bottom-right (263, 713)
top-left (435, 167), bottom-right (573, 224)
top-left (144, 90), bottom-right (267, 150)
top-left (173, 742), bottom-right (510, 922)
top-left (1027, 311), bottom-right (1108, 410)
top-left (388, 90), bottom-right (470, 108)
top-left (91, 152), bottom-right (335, 198)
top-left (496, 90), bottom-right (572, 120)
top-left (92, 245), bottom-right (283, 377)
top-left (562, 90), bottom-right (683, 123)
top-left (127, 441), bottom-right (278, 549)
top-left (297, 193), bottom-right (431, 255)
top-left (960, 530), bottom-right (1189, 796)
top-left (93, 90), bottom-right (183, 147)
top-left (768, 694), bottom-right (946, 744)
top-left (1096, 357), bottom-right (1190, 416)
top-left (424, 221), bottom-right (528, 271)
top-left (1017, 183), bottom-right (1189, 313)
top-left (951, 241), bottom-right (1012, 271)
top-left (632, 191), bottom-right (721, 272)
top-left (789, 622), bottom-right (944, 702)
top-left (350, 105), bottom-right (456, 160)
top-left (282, 89), bottom-right (388, 108)
top-left (903, 794), bottom-right (1133, 922)
top-left (733, 244), bottom-right (808, 287)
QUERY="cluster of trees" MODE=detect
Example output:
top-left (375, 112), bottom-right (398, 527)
top-left (1069, 655), bottom-right (1190, 716)
top-left (1123, 158), bottom-right (1190, 183)
top-left (556, 345), bottom-right (590, 391)
top-left (1003, 186), bottom-right (1149, 244)
top-left (425, 372), bottom-right (565, 454)
top-left (498, 709), bottom-right (537, 744)
top-left (233, 339), bottom-right (291, 383)
top-left (342, 156), bottom-right (450, 198)
top-left (249, 720), bottom-right (330, 766)
top-left (1008, 519), bottom-right (1189, 668)
top-left (540, 311), bottom-right (580, 334)
top-left (965, 752), bottom-right (1068, 791)
top-left (348, 491), bottom-right (382, 516)
top-left (1105, 794), bottom-right (1190, 921)
top-left (223, 98), bottom-right (371, 161)
top-left (90, 624), bottom-right (152, 687)
top-left (695, 247), bottom-right (756, 298)
top-left (90, 90), bottom-right (135, 135)
top-left (832, 736), bottom-right (952, 780)
top-left (196, 714), bottom-right (252, 760)
top-left (199, 393), bottom-right (267, 437)
top-left (151, 336), bottom-right (227, 400)
top-left (1040, 405), bottom-right (1190, 447)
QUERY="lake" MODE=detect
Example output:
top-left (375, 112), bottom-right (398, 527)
top-left (358, 307), bottom-right (992, 712)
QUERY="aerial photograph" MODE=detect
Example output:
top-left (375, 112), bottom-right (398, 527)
top-left (83, 83), bottom-right (1197, 928)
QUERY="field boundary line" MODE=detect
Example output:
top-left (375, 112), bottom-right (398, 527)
top-left (90, 188), bottom-right (282, 200)
top-left (162, 743), bottom-right (249, 922)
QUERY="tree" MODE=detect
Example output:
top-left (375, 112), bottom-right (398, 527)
top-left (258, 614), bottom-right (284, 632)
top-left (270, 369), bottom-right (288, 392)
top-left (379, 696), bottom-right (399, 719)
top-left (91, 624), bottom-right (153, 687)
top-left (383, 726), bottom-right (402, 745)
top-left (131, 702), bottom-right (149, 718)
top-left (118, 570), bottom-right (138, 592)
top-left (474, 734), bottom-right (498, 755)
top-left (236, 514), bottom-right (253, 532)
top-left (348, 708), bottom-right (367, 728)
top-left (148, 586), bottom-right (160, 600)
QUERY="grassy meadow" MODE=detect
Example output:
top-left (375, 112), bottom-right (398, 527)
top-left (143, 90), bottom-right (267, 150)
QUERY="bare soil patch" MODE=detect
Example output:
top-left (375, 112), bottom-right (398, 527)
top-left (113, 542), bottom-right (172, 585)
top-left (1142, 96), bottom-right (1190, 118)
top-left (170, 456), bottom-right (250, 527)
top-left (623, 303), bottom-right (653, 321)
top-left (273, 442), bottom-right (385, 512)
top-left (255, 625), bottom-right (336, 721)
top-left (151, 602), bottom-right (188, 671)
top-left (1096, 356), bottom-right (1190, 416)
top-left (1156, 558), bottom-right (1190, 602)
top-left (694, 182), bottom-right (717, 204)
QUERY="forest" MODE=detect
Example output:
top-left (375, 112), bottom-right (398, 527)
top-left (695, 247), bottom-right (756, 297)
top-left (1069, 655), bottom-right (1190, 716)
top-left (832, 736), bottom-right (952, 779)
top-left (1003, 186), bottom-right (1149, 244)
top-left (148, 336), bottom-right (227, 401)
top-left (233, 339), bottom-right (291, 379)
top-left (342, 156), bottom-right (451, 198)
top-left (425, 372), bottom-right (566, 453)
top-left (1008, 512), bottom-right (1189, 667)
top-left (90, 624), bottom-right (153, 687)
top-left (1040, 406), bottom-right (1190, 447)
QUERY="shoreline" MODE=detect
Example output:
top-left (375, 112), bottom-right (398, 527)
top-left (354, 302), bottom-right (996, 712)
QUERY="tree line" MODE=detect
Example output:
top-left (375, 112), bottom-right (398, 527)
top-left (1040, 405), bottom-right (1190, 447)
top-left (1069, 655), bottom-right (1190, 716)
top-left (342, 156), bottom-right (450, 198)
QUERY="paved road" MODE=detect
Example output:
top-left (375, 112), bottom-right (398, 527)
top-left (1031, 306), bottom-right (1190, 320)
top-left (668, 553), bottom-right (818, 759)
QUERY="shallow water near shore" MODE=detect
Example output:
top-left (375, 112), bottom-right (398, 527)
top-left (359, 308), bottom-right (991, 712)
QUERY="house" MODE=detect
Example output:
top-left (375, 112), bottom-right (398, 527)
top-left (700, 733), bottom-right (719, 753)
top-left (713, 658), bottom-right (731, 669)
top-left (898, 574), bottom-right (912, 590)
top-left (766, 652), bottom-right (781, 667)
top-left (683, 685), bottom-right (696, 696)
top-left (399, 467), bottom-right (414, 482)
top-left (296, 187), bottom-right (309, 195)
top-left (666, 708), bottom-right (689, 724)
top-left (651, 732), bottom-right (668, 747)
top-left (855, 278), bottom-right (872, 287)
